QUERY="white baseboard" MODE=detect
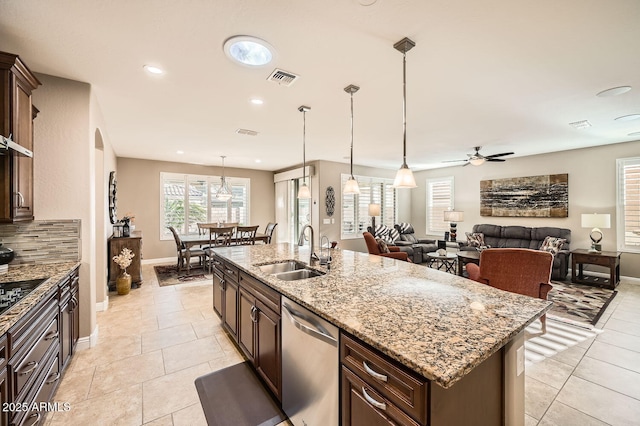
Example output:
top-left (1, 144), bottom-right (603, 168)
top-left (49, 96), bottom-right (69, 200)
top-left (96, 296), bottom-right (109, 312)
top-left (142, 257), bottom-right (176, 265)
top-left (76, 325), bottom-right (99, 351)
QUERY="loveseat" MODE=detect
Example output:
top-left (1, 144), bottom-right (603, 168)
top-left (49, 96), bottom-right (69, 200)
top-left (459, 224), bottom-right (571, 280)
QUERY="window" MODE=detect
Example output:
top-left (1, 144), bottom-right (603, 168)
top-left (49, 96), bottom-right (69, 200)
top-left (426, 177), bottom-right (454, 235)
top-left (341, 174), bottom-right (396, 239)
top-left (617, 158), bottom-right (640, 252)
top-left (160, 172), bottom-right (250, 239)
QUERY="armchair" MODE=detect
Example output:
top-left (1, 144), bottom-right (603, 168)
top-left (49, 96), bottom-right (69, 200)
top-left (363, 232), bottom-right (410, 262)
top-left (466, 248), bottom-right (553, 333)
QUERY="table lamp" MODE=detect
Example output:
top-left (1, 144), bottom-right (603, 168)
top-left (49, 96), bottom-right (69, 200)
top-left (369, 203), bottom-right (381, 237)
top-left (581, 213), bottom-right (611, 252)
top-left (443, 210), bottom-right (464, 242)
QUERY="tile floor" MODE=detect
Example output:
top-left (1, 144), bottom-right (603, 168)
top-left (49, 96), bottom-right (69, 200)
top-left (43, 263), bottom-right (639, 425)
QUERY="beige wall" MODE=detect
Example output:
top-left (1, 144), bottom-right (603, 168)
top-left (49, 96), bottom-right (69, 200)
top-left (412, 140), bottom-right (640, 278)
top-left (115, 157), bottom-right (276, 260)
top-left (33, 73), bottom-right (109, 340)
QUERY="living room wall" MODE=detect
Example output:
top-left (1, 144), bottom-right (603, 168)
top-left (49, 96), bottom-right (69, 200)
top-left (412, 140), bottom-right (640, 279)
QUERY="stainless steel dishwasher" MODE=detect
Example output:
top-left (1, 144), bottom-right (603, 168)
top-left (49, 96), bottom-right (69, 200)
top-left (281, 296), bottom-right (339, 426)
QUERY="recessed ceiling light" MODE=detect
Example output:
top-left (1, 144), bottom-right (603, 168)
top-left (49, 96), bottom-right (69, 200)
top-left (596, 86), bottom-right (631, 97)
top-left (255, 159), bottom-right (262, 163)
top-left (223, 36), bottom-right (275, 67)
top-left (144, 65), bottom-right (164, 75)
top-left (250, 98), bottom-right (264, 105)
top-left (615, 114), bottom-right (640, 122)
top-left (176, 150), bottom-right (184, 154)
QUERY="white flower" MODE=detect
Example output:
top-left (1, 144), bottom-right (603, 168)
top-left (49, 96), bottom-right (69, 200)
top-left (113, 248), bottom-right (135, 270)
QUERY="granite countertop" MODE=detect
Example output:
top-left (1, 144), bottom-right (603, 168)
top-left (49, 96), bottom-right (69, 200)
top-left (213, 243), bottom-right (551, 389)
top-left (0, 261), bottom-right (81, 335)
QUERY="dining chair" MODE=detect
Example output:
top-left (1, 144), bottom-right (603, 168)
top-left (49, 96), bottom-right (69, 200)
top-left (235, 225), bottom-right (259, 245)
top-left (168, 226), bottom-right (206, 272)
top-left (263, 222), bottom-right (278, 244)
top-left (204, 226), bottom-right (235, 272)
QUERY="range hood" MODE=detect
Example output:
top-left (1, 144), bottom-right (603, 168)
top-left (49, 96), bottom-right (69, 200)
top-left (1, 134), bottom-right (33, 158)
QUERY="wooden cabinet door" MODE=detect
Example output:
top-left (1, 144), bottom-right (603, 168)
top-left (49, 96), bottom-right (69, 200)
top-left (223, 279), bottom-right (238, 340)
top-left (342, 366), bottom-right (420, 426)
top-left (238, 288), bottom-right (255, 362)
top-left (255, 299), bottom-right (281, 401)
top-left (0, 367), bottom-right (7, 426)
top-left (212, 272), bottom-right (224, 318)
top-left (59, 295), bottom-right (71, 370)
top-left (12, 80), bottom-right (34, 221)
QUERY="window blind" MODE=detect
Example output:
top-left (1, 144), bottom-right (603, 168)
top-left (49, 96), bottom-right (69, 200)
top-left (617, 158), bottom-right (640, 251)
top-left (426, 177), bottom-right (454, 234)
top-left (341, 174), bottom-right (396, 238)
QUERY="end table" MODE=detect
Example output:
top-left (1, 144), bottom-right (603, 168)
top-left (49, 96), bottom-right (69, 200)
top-left (571, 249), bottom-right (621, 289)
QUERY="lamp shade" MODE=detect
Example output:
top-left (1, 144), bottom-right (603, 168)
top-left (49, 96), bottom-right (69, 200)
top-left (444, 210), bottom-right (464, 222)
top-left (297, 183), bottom-right (311, 199)
top-left (344, 177), bottom-right (360, 194)
top-left (581, 213), bottom-right (610, 229)
top-left (368, 203), bottom-right (381, 216)
top-left (393, 165), bottom-right (417, 188)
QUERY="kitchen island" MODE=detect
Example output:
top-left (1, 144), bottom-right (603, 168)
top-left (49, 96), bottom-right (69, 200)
top-left (211, 243), bottom-right (550, 425)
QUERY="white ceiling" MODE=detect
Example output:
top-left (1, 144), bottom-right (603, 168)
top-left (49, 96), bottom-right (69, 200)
top-left (1, 0), bottom-right (640, 172)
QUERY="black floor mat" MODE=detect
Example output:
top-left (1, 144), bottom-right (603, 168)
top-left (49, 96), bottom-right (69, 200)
top-left (195, 361), bottom-right (287, 426)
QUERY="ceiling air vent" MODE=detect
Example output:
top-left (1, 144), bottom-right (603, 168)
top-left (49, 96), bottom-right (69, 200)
top-left (569, 120), bottom-right (592, 129)
top-left (236, 128), bottom-right (259, 136)
top-left (267, 69), bottom-right (299, 87)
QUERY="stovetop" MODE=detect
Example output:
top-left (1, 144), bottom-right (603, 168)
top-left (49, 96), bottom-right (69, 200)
top-left (0, 278), bottom-right (48, 315)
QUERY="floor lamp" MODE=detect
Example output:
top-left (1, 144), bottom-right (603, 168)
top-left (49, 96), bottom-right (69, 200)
top-left (369, 204), bottom-right (381, 237)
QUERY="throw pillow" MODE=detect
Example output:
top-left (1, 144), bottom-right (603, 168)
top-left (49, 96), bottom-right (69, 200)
top-left (388, 227), bottom-right (400, 244)
top-left (540, 236), bottom-right (566, 256)
top-left (466, 232), bottom-right (486, 248)
top-left (376, 238), bottom-right (390, 253)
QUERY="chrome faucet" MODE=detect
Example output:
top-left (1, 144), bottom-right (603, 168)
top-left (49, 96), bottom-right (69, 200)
top-left (298, 224), bottom-right (316, 265)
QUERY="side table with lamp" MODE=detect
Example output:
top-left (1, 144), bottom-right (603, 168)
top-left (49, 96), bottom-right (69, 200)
top-left (572, 213), bottom-right (620, 289)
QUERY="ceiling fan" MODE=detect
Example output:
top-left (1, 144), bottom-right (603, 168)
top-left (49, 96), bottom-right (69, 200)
top-left (444, 146), bottom-right (514, 166)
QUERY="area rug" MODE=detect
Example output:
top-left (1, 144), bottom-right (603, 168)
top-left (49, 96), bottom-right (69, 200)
top-left (547, 280), bottom-right (617, 326)
top-left (153, 264), bottom-right (210, 287)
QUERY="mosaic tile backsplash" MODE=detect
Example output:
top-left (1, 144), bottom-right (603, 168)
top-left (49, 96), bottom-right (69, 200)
top-left (0, 220), bottom-right (81, 264)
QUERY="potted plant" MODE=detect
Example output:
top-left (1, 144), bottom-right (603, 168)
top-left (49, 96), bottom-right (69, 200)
top-left (113, 247), bottom-right (135, 295)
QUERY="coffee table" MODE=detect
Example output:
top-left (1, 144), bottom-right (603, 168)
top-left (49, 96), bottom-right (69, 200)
top-left (457, 250), bottom-right (481, 277)
top-left (426, 252), bottom-right (458, 274)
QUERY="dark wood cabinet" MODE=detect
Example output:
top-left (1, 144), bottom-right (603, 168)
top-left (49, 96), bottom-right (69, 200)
top-left (212, 270), bottom-right (224, 318)
top-left (59, 268), bottom-right (79, 370)
top-left (223, 278), bottom-right (238, 340)
top-left (108, 231), bottom-right (143, 290)
top-left (238, 288), bottom-right (255, 362)
top-left (0, 336), bottom-right (7, 426)
top-left (0, 51), bottom-right (40, 223)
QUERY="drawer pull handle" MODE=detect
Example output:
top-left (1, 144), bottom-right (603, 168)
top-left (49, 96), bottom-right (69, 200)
top-left (45, 331), bottom-right (59, 341)
top-left (363, 361), bottom-right (388, 382)
top-left (24, 412), bottom-right (41, 426)
top-left (46, 372), bottom-right (61, 385)
top-left (18, 361), bottom-right (39, 376)
top-left (362, 387), bottom-right (387, 411)
top-left (226, 269), bottom-right (235, 275)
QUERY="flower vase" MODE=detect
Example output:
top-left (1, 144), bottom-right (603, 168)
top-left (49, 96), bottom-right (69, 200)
top-left (116, 271), bottom-right (132, 295)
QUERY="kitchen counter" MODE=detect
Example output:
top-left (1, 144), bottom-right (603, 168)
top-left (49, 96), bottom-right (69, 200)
top-left (213, 243), bottom-right (550, 389)
top-left (0, 261), bottom-right (80, 335)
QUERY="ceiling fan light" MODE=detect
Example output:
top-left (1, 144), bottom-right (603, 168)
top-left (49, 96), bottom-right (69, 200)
top-left (393, 164), bottom-right (417, 188)
top-left (297, 183), bottom-right (311, 199)
top-left (344, 177), bottom-right (360, 194)
top-left (469, 157), bottom-right (486, 166)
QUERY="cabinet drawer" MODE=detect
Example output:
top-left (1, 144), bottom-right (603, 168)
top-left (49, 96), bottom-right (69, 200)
top-left (221, 261), bottom-right (239, 283)
top-left (12, 349), bottom-right (61, 426)
top-left (239, 272), bottom-right (280, 314)
top-left (8, 294), bottom-right (58, 359)
top-left (341, 333), bottom-right (427, 425)
top-left (11, 316), bottom-right (59, 399)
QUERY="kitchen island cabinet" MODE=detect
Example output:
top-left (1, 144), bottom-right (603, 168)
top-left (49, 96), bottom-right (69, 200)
top-left (212, 243), bottom-right (549, 425)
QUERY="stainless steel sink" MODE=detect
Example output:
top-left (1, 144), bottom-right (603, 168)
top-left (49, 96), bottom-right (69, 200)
top-left (258, 260), bottom-right (308, 275)
top-left (274, 269), bottom-right (325, 281)
top-left (257, 260), bottom-right (326, 281)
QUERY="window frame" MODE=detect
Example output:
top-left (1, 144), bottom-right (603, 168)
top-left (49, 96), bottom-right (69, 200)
top-left (616, 157), bottom-right (640, 253)
top-left (425, 176), bottom-right (455, 235)
top-left (340, 174), bottom-right (397, 240)
top-left (160, 172), bottom-right (251, 240)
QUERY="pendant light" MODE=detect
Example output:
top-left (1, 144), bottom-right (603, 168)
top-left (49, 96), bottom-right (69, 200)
top-left (392, 37), bottom-right (417, 189)
top-left (297, 105), bottom-right (311, 199)
top-left (343, 84), bottom-right (361, 195)
top-left (216, 155), bottom-right (233, 201)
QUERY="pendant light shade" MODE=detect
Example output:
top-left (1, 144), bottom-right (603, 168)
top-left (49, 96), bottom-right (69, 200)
top-left (392, 37), bottom-right (417, 189)
top-left (344, 84), bottom-right (361, 195)
top-left (297, 105), bottom-right (312, 199)
top-left (216, 156), bottom-right (233, 201)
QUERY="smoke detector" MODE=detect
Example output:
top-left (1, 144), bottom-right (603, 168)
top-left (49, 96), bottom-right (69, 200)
top-left (267, 69), bottom-right (300, 87)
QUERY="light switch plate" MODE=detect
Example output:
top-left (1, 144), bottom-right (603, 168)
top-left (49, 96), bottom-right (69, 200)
top-left (516, 346), bottom-right (524, 376)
